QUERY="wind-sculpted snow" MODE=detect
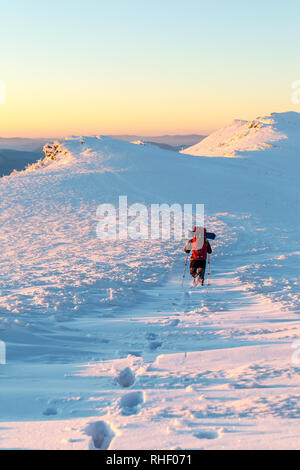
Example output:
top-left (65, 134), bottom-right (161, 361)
top-left (0, 120), bottom-right (300, 330)
top-left (1, 114), bottom-right (300, 449)
top-left (182, 111), bottom-right (300, 157)
top-left (0, 136), bottom-right (205, 327)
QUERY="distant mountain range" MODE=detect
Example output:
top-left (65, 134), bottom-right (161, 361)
top-left (0, 137), bottom-right (50, 152)
top-left (0, 135), bottom-right (207, 153)
top-left (107, 134), bottom-right (207, 150)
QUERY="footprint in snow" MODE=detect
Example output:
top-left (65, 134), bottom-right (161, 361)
top-left (116, 367), bottom-right (135, 388)
top-left (148, 341), bottom-right (163, 351)
top-left (194, 429), bottom-right (221, 440)
top-left (120, 391), bottom-right (144, 416)
top-left (85, 421), bottom-right (115, 450)
top-left (146, 332), bottom-right (158, 341)
top-left (43, 406), bottom-right (58, 416)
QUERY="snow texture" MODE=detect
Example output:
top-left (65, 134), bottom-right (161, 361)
top-left (0, 112), bottom-right (299, 449)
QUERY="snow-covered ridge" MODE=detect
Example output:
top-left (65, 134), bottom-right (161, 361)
top-left (182, 112), bottom-right (300, 157)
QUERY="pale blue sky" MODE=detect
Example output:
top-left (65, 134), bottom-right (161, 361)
top-left (0, 0), bottom-right (299, 136)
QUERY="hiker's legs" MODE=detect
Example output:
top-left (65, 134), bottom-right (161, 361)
top-left (190, 260), bottom-right (198, 279)
top-left (190, 260), bottom-right (207, 285)
top-left (197, 261), bottom-right (207, 285)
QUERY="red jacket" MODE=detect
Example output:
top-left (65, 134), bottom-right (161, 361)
top-left (184, 238), bottom-right (212, 261)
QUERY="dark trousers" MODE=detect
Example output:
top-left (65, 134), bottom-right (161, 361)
top-left (190, 259), bottom-right (206, 281)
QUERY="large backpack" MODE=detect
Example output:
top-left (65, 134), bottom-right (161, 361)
top-left (191, 228), bottom-right (207, 261)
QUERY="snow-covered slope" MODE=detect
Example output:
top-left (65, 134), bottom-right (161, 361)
top-left (182, 112), bottom-right (300, 157)
top-left (0, 137), bottom-right (191, 326)
top-left (0, 122), bottom-right (300, 449)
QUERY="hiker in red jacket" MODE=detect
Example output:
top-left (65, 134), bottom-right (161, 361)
top-left (184, 227), bottom-right (212, 286)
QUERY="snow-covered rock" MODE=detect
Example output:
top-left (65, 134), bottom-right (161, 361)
top-left (130, 140), bottom-right (146, 146)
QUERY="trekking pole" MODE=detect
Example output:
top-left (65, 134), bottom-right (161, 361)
top-left (207, 255), bottom-right (211, 286)
top-left (182, 254), bottom-right (189, 288)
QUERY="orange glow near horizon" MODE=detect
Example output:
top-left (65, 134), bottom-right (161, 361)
top-left (0, 84), bottom-right (296, 139)
top-left (1, 67), bottom-right (297, 138)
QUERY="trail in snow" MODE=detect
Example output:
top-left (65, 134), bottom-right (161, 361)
top-left (1, 258), bottom-right (300, 450)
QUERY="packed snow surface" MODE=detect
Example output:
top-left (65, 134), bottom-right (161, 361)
top-left (0, 112), bottom-right (300, 449)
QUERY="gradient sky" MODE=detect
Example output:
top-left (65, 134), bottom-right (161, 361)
top-left (0, 0), bottom-right (299, 137)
